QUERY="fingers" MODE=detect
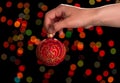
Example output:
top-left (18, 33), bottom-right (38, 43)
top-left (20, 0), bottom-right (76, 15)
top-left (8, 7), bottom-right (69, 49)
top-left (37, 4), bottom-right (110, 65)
top-left (53, 16), bottom-right (73, 32)
top-left (47, 25), bottom-right (55, 37)
top-left (46, 19), bottom-right (67, 35)
top-left (44, 9), bottom-right (55, 32)
top-left (44, 4), bottom-right (65, 33)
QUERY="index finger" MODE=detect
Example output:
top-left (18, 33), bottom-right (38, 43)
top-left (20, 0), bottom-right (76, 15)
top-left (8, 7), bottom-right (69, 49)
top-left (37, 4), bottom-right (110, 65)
top-left (43, 4), bottom-right (65, 32)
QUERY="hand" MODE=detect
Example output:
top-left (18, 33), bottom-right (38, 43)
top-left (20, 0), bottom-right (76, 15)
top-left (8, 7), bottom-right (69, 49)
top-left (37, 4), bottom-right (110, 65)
top-left (44, 4), bottom-right (96, 35)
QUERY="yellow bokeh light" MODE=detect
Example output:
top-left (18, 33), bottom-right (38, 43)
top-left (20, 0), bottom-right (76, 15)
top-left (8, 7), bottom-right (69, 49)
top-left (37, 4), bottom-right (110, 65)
top-left (24, 8), bottom-right (30, 14)
top-left (96, 41), bottom-right (102, 48)
top-left (89, 0), bottom-right (95, 5)
top-left (1, 53), bottom-right (7, 60)
top-left (77, 60), bottom-right (84, 67)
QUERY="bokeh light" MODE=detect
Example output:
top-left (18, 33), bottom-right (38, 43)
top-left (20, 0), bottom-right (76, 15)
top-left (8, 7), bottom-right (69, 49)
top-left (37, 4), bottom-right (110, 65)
top-left (26, 76), bottom-right (33, 83)
top-left (85, 68), bottom-right (92, 76)
top-left (1, 53), bottom-right (7, 60)
top-left (17, 72), bottom-right (23, 79)
top-left (0, 0), bottom-right (119, 83)
top-left (0, 7), bottom-right (3, 13)
top-left (1, 16), bottom-right (7, 23)
top-left (108, 76), bottom-right (114, 83)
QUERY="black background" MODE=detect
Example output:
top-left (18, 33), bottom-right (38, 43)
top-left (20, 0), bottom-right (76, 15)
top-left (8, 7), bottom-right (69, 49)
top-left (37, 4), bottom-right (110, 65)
top-left (0, 0), bottom-right (120, 83)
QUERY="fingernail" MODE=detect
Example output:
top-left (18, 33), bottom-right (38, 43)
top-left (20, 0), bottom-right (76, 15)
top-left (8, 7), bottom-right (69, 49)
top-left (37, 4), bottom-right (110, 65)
top-left (47, 25), bottom-right (55, 38)
top-left (48, 25), bottom-right (55, 34)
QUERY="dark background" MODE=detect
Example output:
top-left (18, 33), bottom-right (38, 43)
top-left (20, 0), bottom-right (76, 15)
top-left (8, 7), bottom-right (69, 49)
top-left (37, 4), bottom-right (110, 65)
top-left (0, 0), bottom-right (120, 83)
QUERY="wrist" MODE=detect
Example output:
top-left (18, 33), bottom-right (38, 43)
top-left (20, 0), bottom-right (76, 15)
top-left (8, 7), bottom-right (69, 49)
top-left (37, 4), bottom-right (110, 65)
top-left (89, 8), bottom-right (101, 26)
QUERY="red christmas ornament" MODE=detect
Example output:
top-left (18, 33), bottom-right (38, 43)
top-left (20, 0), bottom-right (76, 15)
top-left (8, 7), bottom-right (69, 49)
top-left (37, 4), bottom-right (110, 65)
top-left (36, 36), bottom-right (66, 66)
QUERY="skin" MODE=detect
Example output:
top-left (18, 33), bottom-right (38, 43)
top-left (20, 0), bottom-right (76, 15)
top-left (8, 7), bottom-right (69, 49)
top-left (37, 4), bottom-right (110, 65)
top-left (44, 3), bottom-right (120, 36)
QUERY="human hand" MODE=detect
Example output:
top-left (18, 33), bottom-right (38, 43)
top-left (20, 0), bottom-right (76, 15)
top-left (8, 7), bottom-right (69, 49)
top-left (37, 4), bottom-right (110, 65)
top-left (44, 4), bottom-right (96, 35)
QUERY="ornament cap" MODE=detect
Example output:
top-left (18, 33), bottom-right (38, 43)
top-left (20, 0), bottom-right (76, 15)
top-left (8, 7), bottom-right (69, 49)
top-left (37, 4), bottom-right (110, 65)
top-left (47, 33), bottom-right (54, 38)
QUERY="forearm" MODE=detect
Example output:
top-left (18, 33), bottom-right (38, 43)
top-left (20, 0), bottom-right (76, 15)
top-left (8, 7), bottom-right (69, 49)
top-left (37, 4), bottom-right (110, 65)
top-left (93, 3), bottom-right (120, 27)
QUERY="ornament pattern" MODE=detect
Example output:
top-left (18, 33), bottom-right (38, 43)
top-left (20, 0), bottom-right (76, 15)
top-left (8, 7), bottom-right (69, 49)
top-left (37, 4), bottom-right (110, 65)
top-left (36, 38), bottom-right (66, 66)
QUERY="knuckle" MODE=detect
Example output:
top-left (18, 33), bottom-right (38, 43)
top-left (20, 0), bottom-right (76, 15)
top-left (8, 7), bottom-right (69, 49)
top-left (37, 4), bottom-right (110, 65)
top-left (57, 4), bottom-right (65, 9)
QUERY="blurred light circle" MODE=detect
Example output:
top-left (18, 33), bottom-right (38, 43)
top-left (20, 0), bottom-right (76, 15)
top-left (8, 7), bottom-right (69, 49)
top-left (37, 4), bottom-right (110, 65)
top-left (10, 56), bottom-right (16, 62)
top-left (1, 53), bottom-right (7, 60)
top-left (0, 7), bottom-right (3, 13)
top-left (38, 2), bottom-right (44, 8)
top-left (26, 29), bottom-right (32, 36)
top-left (24, 8), bottom-right (30, 14)
top-left (26, 76), bottom-right (33, 83)
top-left (41, 4), bottom-right (48, 11)
top-left (39, 66), bottom-right (46, 72)
top-left (14, 77), bottom-right (20, 83)
top-left (35, 19), bottom-right (42, 25)
top-left (65, 77), bottom-right (72, 83)
top-left (17, 2), bottom-right (24, 9)
top-left (94, 61), bottom-right (101, 68)
top-left (66, 0), bottom-right (73, 3)
top-left (18, 13), bottom-right (25, 18)
top-left (77, 60), bottom-right (84, 67)
top-left (111, 69), bottom-right (117, 75)
top-left (24, 14), bottom-right (30, 20)
top-left (65, 55), bottom-right (71, 61)
top-left (110, 48), bottom-right (116, 55)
